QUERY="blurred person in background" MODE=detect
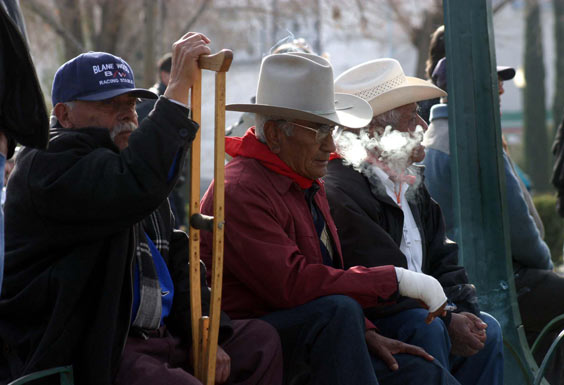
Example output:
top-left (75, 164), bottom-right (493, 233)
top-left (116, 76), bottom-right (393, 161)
top-left (423, 57), bottom-right (564, 384)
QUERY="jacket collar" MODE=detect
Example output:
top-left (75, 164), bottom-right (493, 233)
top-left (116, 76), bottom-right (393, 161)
top-left (226, 127), bottom-right (320, 190)
top-left (50, 126), bottom-right (119, 152)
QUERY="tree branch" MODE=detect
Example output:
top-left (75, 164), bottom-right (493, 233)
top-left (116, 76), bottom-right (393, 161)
top-left (384, 0), bottom-right (417, 42)
top-left (493, 0), bottom-right (516, 14)
top-left (354, 0), bottom-right (369, 31)
top-left (22, 0), bottom-right (85, 53)
top-left (182, 0), bottom-right (212, 32)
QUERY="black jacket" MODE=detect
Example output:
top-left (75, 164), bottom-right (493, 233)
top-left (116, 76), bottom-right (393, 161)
top-left (325, 158), bottom-right (479, 319)
top-left (0, 2), bottom-right (49, 156)
top-left (0, 98), bottom-right (232, 384)
top-left (136, 82), bottom-right (166, 123)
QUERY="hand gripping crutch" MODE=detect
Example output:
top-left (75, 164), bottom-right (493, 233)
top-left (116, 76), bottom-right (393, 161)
top-left (188, 49), bottom-right (233, 385)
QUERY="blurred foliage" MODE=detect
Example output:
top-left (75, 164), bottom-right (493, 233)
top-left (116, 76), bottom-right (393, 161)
top-left (533, 193), bottom-right (564, 266)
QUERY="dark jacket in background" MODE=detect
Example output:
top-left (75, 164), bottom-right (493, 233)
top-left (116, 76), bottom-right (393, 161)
top-left (0, 98), bottom-right (232, 385)
top-left (0, 2), bottom-right (49, 157)
top-left (325, 158), bottom-right (479, 320)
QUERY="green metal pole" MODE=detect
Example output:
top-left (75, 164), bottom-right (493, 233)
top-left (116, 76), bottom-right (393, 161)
top-left (443, 0), bottom-right (542, 383)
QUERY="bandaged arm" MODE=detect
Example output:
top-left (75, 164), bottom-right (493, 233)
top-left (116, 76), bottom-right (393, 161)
top-left (395, 267), bottom-right (447, 313)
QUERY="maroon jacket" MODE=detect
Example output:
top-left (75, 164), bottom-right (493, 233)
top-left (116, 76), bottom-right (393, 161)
top-left (200, 131), bottom-right (398, 319)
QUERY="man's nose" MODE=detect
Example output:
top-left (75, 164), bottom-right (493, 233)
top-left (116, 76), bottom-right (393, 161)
top-left (416, 115), bottom-right (428, 132)
top-left (120, 106), bottom-right (138, 124)
top-left (322, 133), bottom-right (337, 153)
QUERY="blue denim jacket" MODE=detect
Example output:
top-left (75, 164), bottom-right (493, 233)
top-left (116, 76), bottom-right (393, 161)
top-left (422, 104), bottom-right (553, 270)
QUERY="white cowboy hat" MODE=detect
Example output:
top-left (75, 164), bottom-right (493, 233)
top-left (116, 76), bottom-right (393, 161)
top-left (226, 53), bottom-right (373, 128)
top-left (334, 58), bottom-right (446, 117)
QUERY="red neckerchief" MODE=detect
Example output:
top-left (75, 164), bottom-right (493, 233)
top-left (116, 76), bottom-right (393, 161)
top-left (226, 127), bottom-right (318, 189)
top-left (329, 152), bottom-right (342, 161)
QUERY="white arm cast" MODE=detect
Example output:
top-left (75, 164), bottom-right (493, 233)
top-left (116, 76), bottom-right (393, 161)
top-left (394, 267), bottom-right (447, 313)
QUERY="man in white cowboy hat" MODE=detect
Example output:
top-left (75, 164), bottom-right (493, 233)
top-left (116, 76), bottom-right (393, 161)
top-left (200, 52), bottom-right (464, 384)
top-left (324, 58), bottom-right (504, 385)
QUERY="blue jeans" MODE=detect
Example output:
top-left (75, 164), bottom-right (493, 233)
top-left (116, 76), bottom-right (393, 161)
top-left (261, 295), bottom-right (459, 385)
top-left (372, 308), bottom-right (503, 385)
top-left (0, 154), bottom-right (5, 295)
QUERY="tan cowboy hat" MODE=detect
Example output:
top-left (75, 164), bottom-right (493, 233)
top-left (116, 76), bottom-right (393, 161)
top-left (334, 58), bottom-right (446, 117)
top-left (226, 53), bottom-right (373, 128)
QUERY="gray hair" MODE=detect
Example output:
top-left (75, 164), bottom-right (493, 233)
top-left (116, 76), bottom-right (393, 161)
top-left (370, 108), bottom-right (402, 131)
top-left (50, 102), bottom-right (75, 128)
top-left (254, 114), bottom-right (293, 143)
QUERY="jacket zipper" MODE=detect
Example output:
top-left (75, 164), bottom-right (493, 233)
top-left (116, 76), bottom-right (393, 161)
top-left (118, 225), bottom-right (137, 360)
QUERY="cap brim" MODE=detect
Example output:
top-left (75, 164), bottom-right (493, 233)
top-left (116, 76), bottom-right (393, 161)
top-left (77, 87), bottom-right (158, 101)
top-left (226, 93), bottom-right (373, 128)
top-left (497, 66), bottom-right (515, 81)
top-left (368, 77), bottom-right (446, 116)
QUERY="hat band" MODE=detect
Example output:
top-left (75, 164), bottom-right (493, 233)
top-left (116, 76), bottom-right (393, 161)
top-left (353, 73), bottom-right (405, 102)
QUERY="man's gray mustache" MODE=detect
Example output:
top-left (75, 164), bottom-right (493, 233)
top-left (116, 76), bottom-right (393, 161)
top-left (110, 122), bottom-right (138, 140)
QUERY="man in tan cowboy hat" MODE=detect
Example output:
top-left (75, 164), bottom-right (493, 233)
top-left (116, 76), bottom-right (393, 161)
top-left (200, 53), bottom-right (463, 384)
top-left (325, 58), bottom-right (504, 385)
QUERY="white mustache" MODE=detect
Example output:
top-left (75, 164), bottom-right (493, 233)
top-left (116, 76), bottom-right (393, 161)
top-left (110, 121), bottom-right (137, 140)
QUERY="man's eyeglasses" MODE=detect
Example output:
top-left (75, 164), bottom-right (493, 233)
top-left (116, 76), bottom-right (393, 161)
top-left (283, 121), bottom-right (337, 143)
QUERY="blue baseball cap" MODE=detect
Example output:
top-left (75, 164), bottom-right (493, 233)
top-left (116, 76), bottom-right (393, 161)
top-left (51, 52), bottom-right (157, 106)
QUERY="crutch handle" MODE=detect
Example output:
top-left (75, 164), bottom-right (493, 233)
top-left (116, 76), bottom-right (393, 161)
top-left (190, 213), bottom-right (214, 232)
top-left (198, 49), bottom-right (233, 72)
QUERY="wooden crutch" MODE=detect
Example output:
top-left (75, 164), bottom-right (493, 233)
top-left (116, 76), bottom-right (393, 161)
top-left (188, 49), bottom-right (233, 385)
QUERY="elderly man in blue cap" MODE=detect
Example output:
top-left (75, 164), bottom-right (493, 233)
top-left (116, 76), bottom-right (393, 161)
top-left (0, 33), bottom-right (282, 385)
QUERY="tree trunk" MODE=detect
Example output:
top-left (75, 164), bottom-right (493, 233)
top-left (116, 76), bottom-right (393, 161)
top-left (143, 0), bottom-right (156, 88)
top-left (54, 0), bottom-right (84, 60)
top-left (412, 7), bottom-right (443, 78)
top-left (313, 0), bottom-right (322, 55)
top-left (271, 0), bottom-right (278, 47)
top-left (552, 0), bottom-right (564, 137)
top-left (524, 0), bottom-right (551, 192)
top-left (96, 0), bottom-right (127, 53)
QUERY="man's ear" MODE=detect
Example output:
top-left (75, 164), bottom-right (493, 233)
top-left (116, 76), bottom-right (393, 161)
top-left (54, 103), bottom-right (74, 128)
top-left (263, 121), bottom-right (282, 153)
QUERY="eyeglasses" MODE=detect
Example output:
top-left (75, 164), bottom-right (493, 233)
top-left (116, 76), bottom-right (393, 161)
top-left (285, 121), bottom-right (337, 143)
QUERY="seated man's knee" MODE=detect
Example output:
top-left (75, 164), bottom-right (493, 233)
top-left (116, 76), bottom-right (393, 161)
top-left (315, 295), bottom-right (364, 318)
top-left (481, 312), bottom-right (503, 347)
top-left (239, 319), bottom-right (281, 348)
top-left (400, 308), bottom-right (449, 342)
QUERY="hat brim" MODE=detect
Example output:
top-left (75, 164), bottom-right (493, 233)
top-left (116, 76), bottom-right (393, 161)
top-left (497, 66), bottom-right (515, 81)
top-left (369, 77), bottom-right (446, 117)
top-left (76, 87), bottom-right (158, 102)
top-left (226, 93), bottom-right (372, 128)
